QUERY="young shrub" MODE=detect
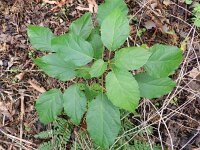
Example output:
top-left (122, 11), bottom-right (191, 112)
top-left (27, 0), bottom-right (183, 148)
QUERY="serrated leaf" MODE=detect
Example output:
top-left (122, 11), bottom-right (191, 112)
top-left (90, 59), bottom-right (107, 78)
top-left (135, 73), bottom-right (176, 99)
top-left (101, 9), bottom-right (130, 51)
top-left (86, 94), bottom-right (121, 148)
top-left (27, 25), bottom-right (54, 52)
top-left (34, 54), bottom-right (76, 81)
top-left (75, 67), bottom-right (91, 79)
top-left (36, 89), bottom-right (63, 124)
top-left (87, 28), bottom-right (104, 59)
top-left (63, 84), bottom-right (87, 125)
top-left (114, 47), bottom-right (152, 70)
top-left (69, 13), bottom-right (93, 39)
top-left (97, 0), bottom-right (128, 25)
top-left (34, 130), bottom-right (52, 139)
top-left (144, 44), bottom-right (183, 78)
top-left (38, 141), bottom-right (57, 150)
top-left (106, 70), bottom-right (140, 111)
top-left (52, 34), bottom-right (94, 66)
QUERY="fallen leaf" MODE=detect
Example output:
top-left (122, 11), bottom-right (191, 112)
top-left (168, 30), bottom-right (178, 44)
top-left (6, 56), bottom-right (19, 70)
top-left (28, 79), bottom-right (46, 93)
top-left (161, 24), bottom-right (169, 33)
top-left (189, 68), bottom-right (200, 79)
top-left (0, 102), bottom-right (12, 119)
top-left (180, 38), bottom-right (189, 51)
top-left (188, 81), bottom-right (200, 91)
top-left (0, 34), bottom-right (12, 43)
top-left (150, 2), bottom-right (157, 10)
top-left (144, 20), bottom-right (156, 29)
top-left (57, 0), bottom-right (67, 7)
top-left (0, 43), bottom-right (8, 52)
top-left (15, 72), bottom-right (25, 81)
top-left (163, 0), bottom-right (172, 6)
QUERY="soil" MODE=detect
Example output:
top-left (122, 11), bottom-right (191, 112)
top-left (0, 0), bottom-right (200, 149)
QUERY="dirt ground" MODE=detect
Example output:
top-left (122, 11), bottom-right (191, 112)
top-left (0, 0), bottom-right (200, 149)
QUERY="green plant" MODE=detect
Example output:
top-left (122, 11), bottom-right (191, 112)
top-left (34, 118), bottom-right (71, 150)
top-left (193, 3), bottom-right (200, 27)
top-left (185, 0), bottom-right (192, 5)
top-left (185, 1), bottom-right (200, 27)
top-left (27, 0), bottom-right (183, 148)
top-left (128, 141), bottom-right (162, 150)
top-left (136, 28), bottom-right (146, 37)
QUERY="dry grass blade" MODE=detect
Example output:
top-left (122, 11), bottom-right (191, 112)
top-left (28, 79), bottom-right (46, 93)
top-left (43, 0), bottom-right (58, 5)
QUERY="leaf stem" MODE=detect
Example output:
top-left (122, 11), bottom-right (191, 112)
top-left (101, 75), bottom-right (104, 94)
top-left (108, 51), bottom-right (112, 60)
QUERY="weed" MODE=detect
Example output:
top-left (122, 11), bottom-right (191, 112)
top-left (27, 0), bottom-right (183, 148)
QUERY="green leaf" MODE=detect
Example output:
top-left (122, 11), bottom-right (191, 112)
top-left (63, 84), bottom-right (87, 125)
top-left (185, 0), bottom-right (192, 4)
top-left (75, 67), bottom-right (91, 79)
top-left (69, 13), bottom-right (93, 39)
top-left (87, 28), bottom-right (104, 59)
top-left (52, 34), bottom-right (94, 66)
top-left (34, 54), bottom-right (76, 81)
top-left (106, 70), bottom-right (140, 111)
top-left (34, 130), bottom-right (52, 139)
top-left (38, 141), bottom-right (57, 150)
top-left (36, 89), bottom-right (63, 124)
top-left (97, 0), bottom-right (128, 25)
top-left (86, 94), bottom-right (121, 148)
top-left (80, 83), bottom-right (103, 101)
top-left (194, 17), bottom-right (200, 27)
top-left (27, 25), bottom-right (54, 52)
top-left (193, 4), bottom-right (200, 13)
top-left (144, 44), bottom-right (183, 78)
top-left (51, 34), bottom-right (67, 52)
top-left (90, 83), bottom-right (103, 97)
top-left (135, 73), bottom-right (176, 99)
top-left (90, 59), bottom-right (107, 78)
top-left (114, 47), bottom-right (152, 70)
top-left (101, 9), bottom-right (130, 51)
